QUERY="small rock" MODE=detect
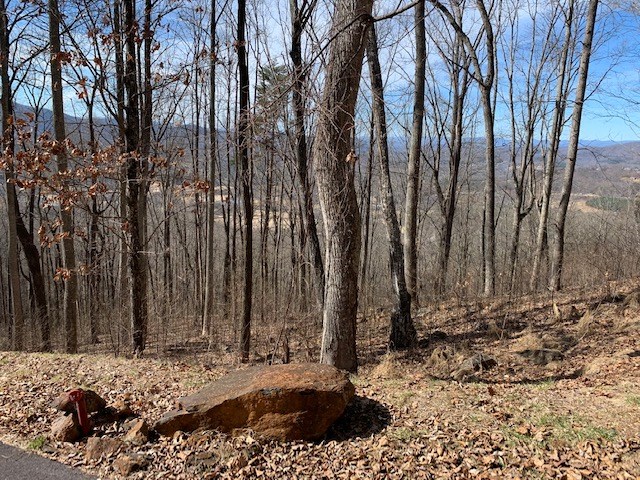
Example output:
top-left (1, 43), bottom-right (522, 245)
top-left (190, 451), bottom-right (218, 468)
top-left (452, 353), bottom-right (497, 381)
top-left (111, 399), bottom-right (134, 418)
top-left (568, 305), bottom-right (581, 320)
top-left (50, 413), bottom-right (82, 442)
top-left (122, 418), bottom-right (138, 431)
top-left (52, 389), bottom-right (107, 414)
top-left (194, 451), bottom-right (214, 460)
top-left (92, 400), bottom-right (135, 427)
top-left (425, 345), bottom-right (457, 377)
top-left (429, 345), bottom-right (455, 362)
top-left (123, 419), bottom-right (149, 445)
top-left (91, 408), bottom-right (118, 426)
top-left (85, 436), bottom-right (123, 461)
top-left (452, 369), bottom-right (478, 382)
top-left (461, 353), bottom-right (498, 371)
top-left (113, 453), bottom-right (147, 476)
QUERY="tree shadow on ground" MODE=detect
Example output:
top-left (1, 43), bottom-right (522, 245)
top-left (468, 367), bottom-right (585, 386)
top-left (324, 395), bottom-right (391, 441)
top-left (509, 368), bottom-right (585, 385)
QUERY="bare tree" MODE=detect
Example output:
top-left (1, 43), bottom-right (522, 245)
top-left (289, 0), bottom-right (324, 310)
top-left (365, 22), bottom-right (416, 349)
top-left (0, 0), bottom-right (23, 350)
top-left (429, 0), bottom-right (498, 296)
top-left (402, 0), bottom-right (425, 306)
top-left (123, 0), bottom-right (147, 354)
top-left (49, 0), bottom-right (79, 352)
top-left (203, 0), bottom-right (218, 336)
top-left (502, 0), bottom-right (556, 294)
top-left (550, 0), bottom-right (599, 291)
top-left (237, 0), bottom-right (253, 362)
top-left (425, 12), bottom-right (472, 297)
top-left (0, 0), bottom-right (52, 351)
top-left (530, 1), bottom-right (575, 292)
top-left (314, 0), bottom-right (373, 373)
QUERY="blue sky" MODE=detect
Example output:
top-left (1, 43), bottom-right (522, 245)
top-left (573, 6), bottom-right (640, 141)
top-left (9, 0), bottom-right (640, 143)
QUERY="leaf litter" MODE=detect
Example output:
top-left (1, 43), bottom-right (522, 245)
top-left (0, 281), bottom-right (639, 478)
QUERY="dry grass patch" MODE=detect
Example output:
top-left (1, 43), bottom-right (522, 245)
top-left (576, 309), bottom-right (596, 338)
top-left (424, 344), bottom-right (473, 379)
top-left (613, 309), bottom-right (640, 333)
top-left (371, 352), bottom-right (404, 380)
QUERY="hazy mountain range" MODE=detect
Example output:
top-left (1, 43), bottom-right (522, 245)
top-left (5, 102), bottom-right (640, 197)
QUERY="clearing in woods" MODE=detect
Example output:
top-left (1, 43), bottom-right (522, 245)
top-left (0, 280), bottom-right (639, 479)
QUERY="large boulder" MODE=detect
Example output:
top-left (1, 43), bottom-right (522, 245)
top-left (154, 363), bottom-right (355, 441)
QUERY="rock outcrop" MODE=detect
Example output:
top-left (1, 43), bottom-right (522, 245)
top-left (154, 363), bottom-right (354, 441)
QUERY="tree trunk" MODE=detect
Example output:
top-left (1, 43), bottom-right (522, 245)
top-left (49, 0), bottom-right (79, 352)
top-left (0, 255), bottom-right (7, 335)
top-left (289, 0), bottom-right (325, 311)
top-left (163, 179), bottom-right (173, 314)
top-left (481, 84), bottom-right (496, 297)
top-left (6, 202), bottom-right (23, 351)
top-left (1, 0), bottom-right (23, 350)
top-left (550, 0), bottom-right (598, 291)
top-left (403, 0), bottom-right (425, 307)
top-left (123, 0), bottom-right (147, 354)
top-left (113, 0), bottom-right (129, 347)
top-left (313, 0), bottom-right (373, 373)
top-left (14, 200), bottom-right (50, 350)
top-left (136, 0), bottom-right (152, 345)
top-left (365, 24), bottom-right (416, 349)
top-left (433, 42), bottom-right (468, 297)
top-left (203, 0), bottom-right (217, 336)
top-left (87, 97), bottom-right (101, 345)
top-left (359, 111), bottom-right (374, 304)
top-left (477, 0), bottom-right (496, 297)
top-left (237, 0), bottom-right (253, 362)
top-left (530, 2), bottom-right (574, 292)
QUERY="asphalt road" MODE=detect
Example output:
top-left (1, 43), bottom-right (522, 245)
top-left (0, 442), bottom-right (96, 480)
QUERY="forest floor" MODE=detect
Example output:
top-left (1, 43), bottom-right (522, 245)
top-left (1, 280), bottom-right (639, 479)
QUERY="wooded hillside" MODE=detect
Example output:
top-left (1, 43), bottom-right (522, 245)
top-left (1, 0), bottom-right (639, 370)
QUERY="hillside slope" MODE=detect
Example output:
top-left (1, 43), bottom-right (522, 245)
top-left (0, 281), bottom-right (639, 479)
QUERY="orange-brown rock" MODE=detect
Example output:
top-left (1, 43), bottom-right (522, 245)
top-left (50, 413), bottom-right (82, 442)
top-left (123, 419), bottom-right (149, 445)
top-left (153, 363), bottom-right (354, 441)
top-left (113, 453), bottom-right (147, 476)
top-left (85, 436), bottom-right (123, 461)
top-left (110, 399), bottom-right (134, 419)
